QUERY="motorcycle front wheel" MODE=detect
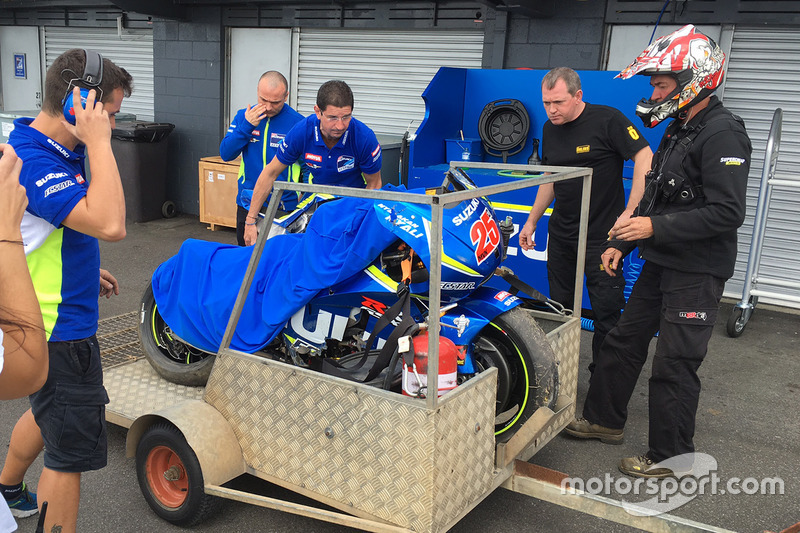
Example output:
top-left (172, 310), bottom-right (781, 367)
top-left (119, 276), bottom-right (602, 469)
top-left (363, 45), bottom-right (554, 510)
top-left (138, 282), bottom-right (216, 387)
top-left (471, 307), bottom-right (559, 442)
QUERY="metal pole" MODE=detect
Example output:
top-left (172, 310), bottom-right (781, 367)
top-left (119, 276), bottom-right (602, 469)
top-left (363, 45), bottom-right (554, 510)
top-left (737, 108), bottom-right (782, 310)
top-left (572, 170), bottom-right (592, 315)
top-left (426, 196), bottom-right (443, 407)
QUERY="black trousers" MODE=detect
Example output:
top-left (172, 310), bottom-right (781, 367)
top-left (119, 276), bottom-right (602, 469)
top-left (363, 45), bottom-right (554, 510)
top-left (235, 205), bottom-right (287, 246)
top-left (582, 261), bottom-right (725, 462)
top-left (235, 205), bottom-right (250, 247)
top-left (547, 236), bottom-right (626, 370)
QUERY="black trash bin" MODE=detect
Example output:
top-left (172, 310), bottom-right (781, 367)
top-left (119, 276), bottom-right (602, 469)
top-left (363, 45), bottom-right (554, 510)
top-left (111, 121), bottom-right (176, 223)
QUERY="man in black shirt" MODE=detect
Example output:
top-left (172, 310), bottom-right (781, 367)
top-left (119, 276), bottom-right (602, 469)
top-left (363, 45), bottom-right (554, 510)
top-left (565, 25), bottom-right (752, 479)
top-left (519, 67), bottom-right (652, 372)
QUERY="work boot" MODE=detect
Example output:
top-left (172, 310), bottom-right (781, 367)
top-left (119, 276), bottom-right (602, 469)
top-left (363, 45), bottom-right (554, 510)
top-left (619, 454), bottom-right (674, 479)
top-left (563, 417), bottom-right (623, 444)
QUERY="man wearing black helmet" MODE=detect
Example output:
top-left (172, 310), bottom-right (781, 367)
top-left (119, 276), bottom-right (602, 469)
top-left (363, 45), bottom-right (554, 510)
top-left (564, 25), bottom-right (752, 478)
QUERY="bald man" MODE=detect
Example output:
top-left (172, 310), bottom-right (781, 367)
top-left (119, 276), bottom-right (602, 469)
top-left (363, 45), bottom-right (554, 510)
top-left (219, 71), bottom-right (305, 245)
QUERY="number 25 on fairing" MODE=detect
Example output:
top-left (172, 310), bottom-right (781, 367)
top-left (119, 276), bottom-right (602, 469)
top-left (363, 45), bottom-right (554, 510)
top-left (471, 209), bottom-right (500, 265)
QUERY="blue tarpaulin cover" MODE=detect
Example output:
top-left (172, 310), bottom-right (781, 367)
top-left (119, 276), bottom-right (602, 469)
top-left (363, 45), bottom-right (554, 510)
top-left (152, 195), bottom-right (400, 353)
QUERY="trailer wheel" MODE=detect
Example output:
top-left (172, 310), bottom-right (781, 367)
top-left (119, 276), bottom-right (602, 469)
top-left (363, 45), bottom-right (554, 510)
top-left (136, 422), bottom-right (222, 526)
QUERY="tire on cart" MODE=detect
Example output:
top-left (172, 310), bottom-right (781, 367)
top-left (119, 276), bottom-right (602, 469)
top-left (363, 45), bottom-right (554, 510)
top-left (138, 281), bottom-right (216, 386)
top-left (471, 307), bottom-right (559, 442)
top-left (136, 422), bottom-right (223, 526)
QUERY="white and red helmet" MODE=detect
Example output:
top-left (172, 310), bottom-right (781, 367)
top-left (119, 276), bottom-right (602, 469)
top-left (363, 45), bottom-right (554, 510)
top-left (617, 24), bottom-right (726, 127)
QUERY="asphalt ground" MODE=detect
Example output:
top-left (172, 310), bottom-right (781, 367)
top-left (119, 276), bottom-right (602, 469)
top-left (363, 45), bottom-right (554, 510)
top-left (1, 214), bottom-right (798, 533)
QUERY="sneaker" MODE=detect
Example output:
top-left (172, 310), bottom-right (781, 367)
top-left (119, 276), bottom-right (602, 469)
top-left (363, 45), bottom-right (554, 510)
top-left (563, 417), bottom-right (624, 444)
top-left (619, 454), bottom-right (674, 479)
top-left (5, 483), bottom-right (38, 518)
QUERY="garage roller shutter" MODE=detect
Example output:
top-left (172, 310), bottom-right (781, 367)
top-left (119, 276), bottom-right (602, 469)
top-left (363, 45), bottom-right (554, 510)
top-left (720, 27), bottom-right (800, 308)
top-left (296, 28), bottom-right (483, 136)
top-left (44, 27), bottom-right (154, 121)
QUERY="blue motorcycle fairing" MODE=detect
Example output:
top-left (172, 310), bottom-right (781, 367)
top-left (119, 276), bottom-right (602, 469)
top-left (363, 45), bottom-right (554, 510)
top-left (152, 195), bottom-right (399, 353)
top-left (281, 288), bottom-right (425, 351)
top-left (373, 196), bottom-right (505, 304)
top-left (439, 285), bottom-right (523, 374)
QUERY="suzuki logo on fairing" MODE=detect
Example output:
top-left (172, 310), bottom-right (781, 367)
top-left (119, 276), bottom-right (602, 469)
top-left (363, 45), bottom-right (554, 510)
top-left (361, 296), bottom-right (403, 326)
top-left (289, 308), bottom-right (349, 344)
top-left (452, 198), bottom-right (480, 226)
top-left (361, 296), bottom-right (387, 315)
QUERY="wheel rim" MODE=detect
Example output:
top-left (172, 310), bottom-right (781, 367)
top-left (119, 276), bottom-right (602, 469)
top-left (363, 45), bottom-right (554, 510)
top-left (146, 445), bottom-right (189, 508)
top-left (472, 322), bottom-right (529, 436)
top-left (735, 311), bottom-right (746, 332)
top-left (150, 302), bottom-right (210, 365)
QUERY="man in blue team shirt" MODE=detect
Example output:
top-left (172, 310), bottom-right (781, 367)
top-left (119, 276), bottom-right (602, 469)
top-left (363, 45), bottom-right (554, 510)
top-left (0, 48), bottom-right (130, 532)
top-left (219, 71), bottom-right (304, 246)
top-left (243, 79), bottom-right (382, 246)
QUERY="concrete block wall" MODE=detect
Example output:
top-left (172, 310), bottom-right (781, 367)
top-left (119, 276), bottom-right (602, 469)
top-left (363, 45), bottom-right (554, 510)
top-left (153, 7), bottom-right (224, 216)
top-left (484, 0), bottom-right (606, 70)
top-left (150, 2), bottom-right (607, 215)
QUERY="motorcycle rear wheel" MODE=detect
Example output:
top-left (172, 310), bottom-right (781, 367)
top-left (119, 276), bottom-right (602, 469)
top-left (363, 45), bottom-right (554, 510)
top-left (138, 282), bottom-right (216, 387)
top-left (471, 307), bottom-right (559, 442)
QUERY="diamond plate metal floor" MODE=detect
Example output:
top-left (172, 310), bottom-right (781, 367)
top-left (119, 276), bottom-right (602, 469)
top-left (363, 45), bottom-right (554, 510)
top-left (98, 311), bottom-right (144, 369)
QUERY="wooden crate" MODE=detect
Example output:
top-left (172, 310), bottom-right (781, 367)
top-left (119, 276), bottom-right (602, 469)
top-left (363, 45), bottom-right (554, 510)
top-left (198, 156), bottom-right (240, 231)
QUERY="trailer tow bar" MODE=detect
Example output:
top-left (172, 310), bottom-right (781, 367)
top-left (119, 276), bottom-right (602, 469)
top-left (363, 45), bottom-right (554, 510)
top-left (502, 461), bottom-right (738, 533)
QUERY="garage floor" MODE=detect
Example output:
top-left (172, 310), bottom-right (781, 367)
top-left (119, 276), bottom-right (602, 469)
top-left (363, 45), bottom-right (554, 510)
top-left (1, 214), bottom-right (798, 532)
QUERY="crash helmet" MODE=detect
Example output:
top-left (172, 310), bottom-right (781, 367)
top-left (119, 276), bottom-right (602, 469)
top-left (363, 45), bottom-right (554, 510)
top-left (617, 24), bottom-right (726, 127)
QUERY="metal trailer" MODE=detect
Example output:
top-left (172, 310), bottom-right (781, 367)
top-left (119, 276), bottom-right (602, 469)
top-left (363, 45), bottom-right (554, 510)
top-left (104, 163), bottom-right (738, 532)
top-left (727, 109), bottom-right (796, 337)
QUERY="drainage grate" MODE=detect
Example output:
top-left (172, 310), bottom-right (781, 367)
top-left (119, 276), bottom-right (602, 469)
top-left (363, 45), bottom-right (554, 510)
top-left (98, 311), bottom-right (144, 370)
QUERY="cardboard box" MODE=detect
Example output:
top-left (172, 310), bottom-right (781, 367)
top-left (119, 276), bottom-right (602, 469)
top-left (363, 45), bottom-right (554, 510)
top-left (199, 156), bottom-right (240, 230)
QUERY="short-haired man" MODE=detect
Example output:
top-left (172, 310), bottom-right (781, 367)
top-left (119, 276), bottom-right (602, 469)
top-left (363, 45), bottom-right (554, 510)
top-left (519, 67), bottom-right (653, 372)
top-left (243, 79), bottom-right (382, 246)
top-left (0, 48), bottom-right (131, 532)
top-left (219, 71), bottom-right (304, 246)
top-left (565, 26), bottom-right (752, 478)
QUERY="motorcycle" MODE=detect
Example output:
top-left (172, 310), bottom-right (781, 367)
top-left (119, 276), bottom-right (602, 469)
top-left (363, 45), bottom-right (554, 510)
top-left (139, 168), bottom-right (558, 441)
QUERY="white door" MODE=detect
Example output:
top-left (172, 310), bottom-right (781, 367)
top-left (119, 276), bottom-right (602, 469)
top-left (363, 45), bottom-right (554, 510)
top-left (227, 28), bottom-right (293, 127)
top-left (0, 26), bottom-right (43, 111)
top-left (43, 26), bottom-right (154, 120)
top-left (721, 26), bottom-right (800, 308)
top-left (296, 28), bottom-right (484, 135)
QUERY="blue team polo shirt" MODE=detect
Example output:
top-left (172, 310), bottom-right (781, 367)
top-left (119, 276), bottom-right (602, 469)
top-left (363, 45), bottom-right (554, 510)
top-left (276, 114), bottom-right (381, 188)
top-left (219, 103), bottom-right (304, 211)
top-left (9, 117), bottom-right (100, 341)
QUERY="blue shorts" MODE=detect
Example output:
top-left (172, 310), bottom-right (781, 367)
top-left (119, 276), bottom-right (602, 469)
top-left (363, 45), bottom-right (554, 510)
top-left (29, 336), bottom-right (109, 473)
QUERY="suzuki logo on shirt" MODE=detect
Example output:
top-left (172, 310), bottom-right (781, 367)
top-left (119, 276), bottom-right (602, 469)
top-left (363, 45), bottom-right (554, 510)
top-left (35, 172), bottom-right (68, 187)
top-left (337, 155), bottom-right (355, 172)
top-left (305, 153), bottom-right (323, 163)
top-left (47, 138), bottom-right (70, 159)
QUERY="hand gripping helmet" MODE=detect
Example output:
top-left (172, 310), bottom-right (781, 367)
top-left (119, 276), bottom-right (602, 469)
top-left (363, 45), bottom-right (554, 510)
top-left (617, 25), bottom-right (726, 128)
